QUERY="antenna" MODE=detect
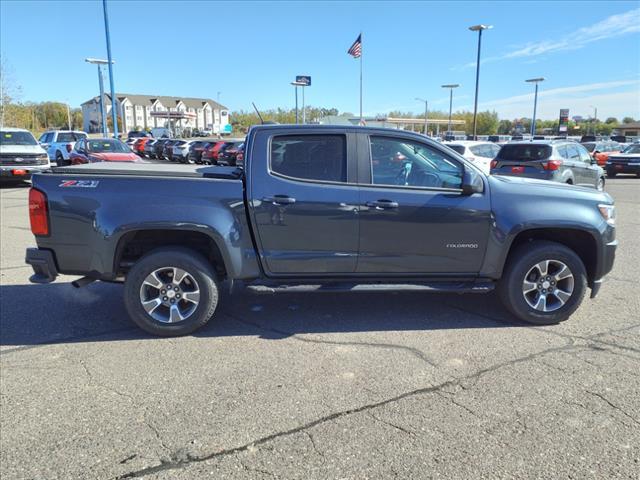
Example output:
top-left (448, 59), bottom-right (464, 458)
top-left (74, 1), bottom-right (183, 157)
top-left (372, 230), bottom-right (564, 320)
top-left (252, 102), bottom-right (264, 124)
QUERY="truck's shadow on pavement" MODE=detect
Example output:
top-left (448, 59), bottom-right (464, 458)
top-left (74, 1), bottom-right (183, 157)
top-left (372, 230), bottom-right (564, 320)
top-left (0, 281), bottom-right (521, 349)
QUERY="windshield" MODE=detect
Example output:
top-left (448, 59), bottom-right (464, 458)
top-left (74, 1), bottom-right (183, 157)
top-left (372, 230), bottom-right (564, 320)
top-left (498, 144), bottom-right (552, 161)
top-left (1, 130), bottom-right (38, 146)
top-left (622, 144), bottom-right (640, 154)
top-left (87, 139), bottom-right (130, 153)
top-left (582, 142), bottom-right (596, 152)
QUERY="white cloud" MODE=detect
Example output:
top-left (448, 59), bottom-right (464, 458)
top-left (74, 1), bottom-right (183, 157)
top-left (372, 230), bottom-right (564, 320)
top-left (458, 79), bottom-right (640, 119)
top-left (456, 8), bottom-right (640, 69)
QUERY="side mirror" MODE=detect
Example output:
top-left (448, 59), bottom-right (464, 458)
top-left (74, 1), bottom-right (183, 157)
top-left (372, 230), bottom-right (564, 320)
top-left (461, 167), bottom-right (484, 195)
top-left (40, 143), bottom-right (50, 149)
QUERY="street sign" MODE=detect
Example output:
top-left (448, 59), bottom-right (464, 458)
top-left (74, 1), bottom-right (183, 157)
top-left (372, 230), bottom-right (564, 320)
top-left (296, 75), bottom-right (311, 86)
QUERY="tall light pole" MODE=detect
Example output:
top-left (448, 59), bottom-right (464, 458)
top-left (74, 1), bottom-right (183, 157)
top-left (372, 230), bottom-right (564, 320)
top-left (85, 58), bottom-right (113, 136)
top-left (415, 98), bottom-right (428, 135)
top-left (469, 24), bottom-right (492, 140)
top-left (589, 105), bottom-right (598, 135)
top-left (291, 81), bottom-right (305, 124)
top-left (525, 77), bottom-right (545, 137)
top-left (441, 84), bottom-right (460, 136)
top-left (102, 0), bottom-right (118, 137)
top-left (85, 58), bottom-right (112, 135)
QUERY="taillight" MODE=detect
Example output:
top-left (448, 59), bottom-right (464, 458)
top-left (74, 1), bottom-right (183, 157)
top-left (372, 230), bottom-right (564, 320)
top-left (543, 160), bottom-right (563, 171)
top-left (29, 188), bottom-right (49, 236)
top-left (66, 143), bottom-right (73, 153)
top-left (490, 160), bottom-right (498, 169)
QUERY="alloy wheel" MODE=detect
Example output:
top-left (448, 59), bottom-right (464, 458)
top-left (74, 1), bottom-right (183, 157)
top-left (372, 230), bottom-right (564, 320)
top-left (522, 259), bottom-right (574, 312)
top-left (139, 267), bottom-right (200, 323)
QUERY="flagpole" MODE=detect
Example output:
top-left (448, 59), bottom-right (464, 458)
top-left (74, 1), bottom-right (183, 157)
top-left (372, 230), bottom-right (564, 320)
top-left (359, 32), bottom-right (363, 123)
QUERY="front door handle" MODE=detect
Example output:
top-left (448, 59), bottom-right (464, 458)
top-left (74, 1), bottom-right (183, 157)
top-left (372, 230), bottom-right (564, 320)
top-left (263, 195), bottom-right (296, 205)
top-left (365, 199), bottom-right (399, 209)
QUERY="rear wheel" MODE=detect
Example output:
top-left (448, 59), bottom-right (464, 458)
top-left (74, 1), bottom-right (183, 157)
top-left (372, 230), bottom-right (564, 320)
top-left (498, 240), bottom-right (587, 325)
top-left (55, 151), bottom-right (65, 166)
top-left (124, 247), bottom-right (219, 336)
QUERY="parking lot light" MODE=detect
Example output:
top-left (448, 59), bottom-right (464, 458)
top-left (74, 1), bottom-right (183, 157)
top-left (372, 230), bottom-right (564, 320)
top-left (291, 81), bottom-right (306, 124)
top-left (469, 24), bottom-right (492, 140)
top-left (525, 77), bottom-right (545, 137)
top-left (415, 98), bottom-right (428, 135)
top-left (441, 84), bottom-right (460, 136)
top-left (85, 58), bottom-right (114, 136)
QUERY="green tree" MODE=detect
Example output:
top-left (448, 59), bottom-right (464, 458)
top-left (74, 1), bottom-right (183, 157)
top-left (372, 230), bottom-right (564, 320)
top-left (605, 117), bottom-right (618, 124)
top-left (622, 117), bottom-right (635, 124)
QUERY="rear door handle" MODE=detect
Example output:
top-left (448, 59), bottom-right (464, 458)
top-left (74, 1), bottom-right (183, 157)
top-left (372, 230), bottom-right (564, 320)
top-left (263, 195), bottom-right (296, 205)
top-left (365, 199), bottom-right (399, 209)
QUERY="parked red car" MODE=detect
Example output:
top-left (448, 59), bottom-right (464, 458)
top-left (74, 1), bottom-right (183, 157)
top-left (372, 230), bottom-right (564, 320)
top-left (201, 141), bottom-right (227, 164)
top-left (70, 138), bottom-right (139, 164)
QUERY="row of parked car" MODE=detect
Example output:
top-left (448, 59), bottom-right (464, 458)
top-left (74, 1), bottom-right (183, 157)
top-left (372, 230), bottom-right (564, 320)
top-left (130, 138), bottom-right (245, 166)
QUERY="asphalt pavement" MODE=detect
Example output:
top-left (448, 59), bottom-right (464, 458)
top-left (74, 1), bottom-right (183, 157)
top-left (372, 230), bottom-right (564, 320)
top-left (1, 177), bottom-right (638, 479)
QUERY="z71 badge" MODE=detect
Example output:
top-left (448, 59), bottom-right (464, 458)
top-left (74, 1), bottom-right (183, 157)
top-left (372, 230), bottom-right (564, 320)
top-left (59, 180), bottom-right (100, 188)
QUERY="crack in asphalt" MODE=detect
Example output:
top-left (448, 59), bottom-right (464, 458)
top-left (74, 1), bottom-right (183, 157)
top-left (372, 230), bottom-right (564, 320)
top-left (434, 390), bottom-right (481, 419)
top-left (77, 358), bottom-right (172, 457)
top-left (303, 430), bottom-right (325, 458)
top-left (585, 390), bottom-right (640, 427)
top-left (367, 411), bottom-right (417, 436)
top-left (223, 311), bottom-right (439, 368)
top-left (114, 339), bottom-right (581, 479)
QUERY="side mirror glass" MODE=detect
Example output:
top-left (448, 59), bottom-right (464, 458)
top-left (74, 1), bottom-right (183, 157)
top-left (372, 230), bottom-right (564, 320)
top-left (461, 167), bottom-right (484, 195)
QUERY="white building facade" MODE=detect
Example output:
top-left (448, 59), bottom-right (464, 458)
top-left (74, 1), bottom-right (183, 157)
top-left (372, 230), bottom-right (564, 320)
top-left (81, 94), bottom-right (229, 134)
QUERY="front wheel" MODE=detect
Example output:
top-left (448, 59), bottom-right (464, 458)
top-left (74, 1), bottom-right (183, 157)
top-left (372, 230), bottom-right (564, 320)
top-left (607, 170), bottom-right (617, 178)
top-left (498, 240), bottom-right (587, 325)
top-left (124, 247), bottom-right (219, 336)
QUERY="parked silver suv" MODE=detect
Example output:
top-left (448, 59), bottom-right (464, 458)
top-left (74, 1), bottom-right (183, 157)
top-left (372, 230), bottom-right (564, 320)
top-left (490, 140), bottom-right (605, 190)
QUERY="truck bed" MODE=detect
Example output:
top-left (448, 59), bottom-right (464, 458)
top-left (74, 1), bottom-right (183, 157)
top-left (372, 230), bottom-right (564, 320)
top-left (50, 162), bottom-right (243, 180)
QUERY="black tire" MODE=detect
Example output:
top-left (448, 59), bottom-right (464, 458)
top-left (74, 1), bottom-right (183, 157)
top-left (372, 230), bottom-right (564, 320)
top-left (123, 247), bottom-right (219, 336)
top-left (498, 240), bottom-right (587, 325)
top-left (607, 170), bottom-right (617, 178)
top-left (55, 151), bottom-right (65, 166)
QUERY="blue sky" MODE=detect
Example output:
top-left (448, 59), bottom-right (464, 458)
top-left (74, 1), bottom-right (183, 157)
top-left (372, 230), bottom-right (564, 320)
top-left (1, 0), bottom-right (639, 120)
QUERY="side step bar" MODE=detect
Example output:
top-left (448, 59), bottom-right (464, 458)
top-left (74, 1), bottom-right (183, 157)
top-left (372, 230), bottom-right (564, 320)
top-left (246, 281), bottom-right (495, 295)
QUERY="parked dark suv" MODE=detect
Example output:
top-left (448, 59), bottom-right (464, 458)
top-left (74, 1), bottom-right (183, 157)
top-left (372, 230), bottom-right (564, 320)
top-left (490, 140), bottom-right (605, 190)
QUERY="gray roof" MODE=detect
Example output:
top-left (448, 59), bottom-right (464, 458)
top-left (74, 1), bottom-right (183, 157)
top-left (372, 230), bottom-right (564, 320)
top-left (82, 93), bottom-right (227, 110)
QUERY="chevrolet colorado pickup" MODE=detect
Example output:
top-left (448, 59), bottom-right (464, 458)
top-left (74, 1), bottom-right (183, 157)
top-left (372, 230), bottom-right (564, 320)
top-left (26, 125), bottom-right (617, 336)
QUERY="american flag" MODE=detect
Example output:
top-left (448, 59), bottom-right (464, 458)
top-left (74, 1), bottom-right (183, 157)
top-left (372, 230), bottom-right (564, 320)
top-left (347, 34), bottom-right (362, 58)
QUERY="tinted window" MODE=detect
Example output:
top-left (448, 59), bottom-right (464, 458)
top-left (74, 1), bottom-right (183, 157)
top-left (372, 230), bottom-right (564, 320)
top-left (56, 132), bottom-right (83, 142)
top-left (447, 144), bottom-right (466, 155)
top-left (271, 135), bottom-right (346, 183)
top-left (498, 144), bottom-right (552, 161)
top-left (370, 136), bottom-right (463, 189)
top-left (1, 130), bottom-right (37, 146)
top-left (557, 145), bottom-right (569, 159)
top-left (582, 142), bottom-right (596, 152)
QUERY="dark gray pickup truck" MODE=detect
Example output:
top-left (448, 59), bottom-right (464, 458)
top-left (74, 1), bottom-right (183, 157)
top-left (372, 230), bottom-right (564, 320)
top-left (26, 125), bottom-right (617, 336)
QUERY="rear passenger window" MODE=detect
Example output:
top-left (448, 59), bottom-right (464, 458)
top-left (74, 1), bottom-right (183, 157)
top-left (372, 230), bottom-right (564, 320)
top-left (566, 144), bottom-right (580, 160)
top-left (270, 135), bottom-right (346, 183)
top-left (577, 145), bottom-right (592, 163)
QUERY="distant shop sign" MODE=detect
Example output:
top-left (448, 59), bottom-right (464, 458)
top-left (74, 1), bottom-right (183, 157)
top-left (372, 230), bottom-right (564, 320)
top-left (296, 75), bottom-right (311, 86)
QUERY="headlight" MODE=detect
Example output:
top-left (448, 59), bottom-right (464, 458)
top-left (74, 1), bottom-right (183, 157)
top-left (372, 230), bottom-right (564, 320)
top-left (598, 204), bottom-right (616, 226)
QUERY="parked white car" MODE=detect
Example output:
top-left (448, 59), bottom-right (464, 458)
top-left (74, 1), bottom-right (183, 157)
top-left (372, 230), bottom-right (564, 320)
top-left (39, 130), bottom-right (87, 166)
top-left (172, 140), bottom-right (194, 163)
top-left (444, 141), bottom-right (501, 174)
top-left (1, 128), bottom-right (51, 181)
